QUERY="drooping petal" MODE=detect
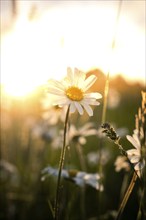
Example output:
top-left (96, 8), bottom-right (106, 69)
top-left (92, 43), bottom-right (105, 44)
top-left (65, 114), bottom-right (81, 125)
top-left (82, 102), bottom-right (93, 116)
top-left (83, 98), bottom-right (100, 106)
top-left (74, 102), bottom-right (84, 115)
top-left (127, 149), bottom-right (140, 156)
top-left (127, 148), bottom-right (141, 164)
top-left (130, 155), bottom-right (140, 163)
top-left (135, 161), bottom-right (145, 170)
top-left (70, 103), bottom-right (76, 113)
top-left (82, 75), bottom-right (97, 91)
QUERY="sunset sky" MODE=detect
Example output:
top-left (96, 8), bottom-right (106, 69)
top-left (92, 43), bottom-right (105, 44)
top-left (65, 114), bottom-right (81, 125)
top-left (1, 0), bottom-right (145, 97)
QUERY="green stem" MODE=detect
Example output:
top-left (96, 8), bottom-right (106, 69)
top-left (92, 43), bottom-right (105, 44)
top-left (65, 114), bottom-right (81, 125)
top-left (76, 142), bottom-right (87, 171)
top-left (75, 142), bottom-right (86, 219)
top-left (54, 105), bottom-right (70, 220)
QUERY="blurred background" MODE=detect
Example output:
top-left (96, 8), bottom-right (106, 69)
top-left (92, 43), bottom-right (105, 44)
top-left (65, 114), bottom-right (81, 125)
top-left (0, 1), bottom-right (145, 220)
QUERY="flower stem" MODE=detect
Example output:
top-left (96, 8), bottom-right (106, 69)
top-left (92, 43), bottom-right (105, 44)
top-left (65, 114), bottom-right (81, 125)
top-left (115, 172), bottom-right (137, 220)
top-left (76, 142), bottom-right (87, 171)
top-left (54, 105), bottom-right (70, 220)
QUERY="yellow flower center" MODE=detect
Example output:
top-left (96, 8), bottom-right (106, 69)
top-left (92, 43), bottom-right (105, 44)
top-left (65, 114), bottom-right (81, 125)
top-left (66, 86), bottom-right (83, 101)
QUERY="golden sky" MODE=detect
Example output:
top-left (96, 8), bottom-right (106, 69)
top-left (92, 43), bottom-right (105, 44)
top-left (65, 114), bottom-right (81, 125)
top-left (1, 0), bottom-right (145, 97)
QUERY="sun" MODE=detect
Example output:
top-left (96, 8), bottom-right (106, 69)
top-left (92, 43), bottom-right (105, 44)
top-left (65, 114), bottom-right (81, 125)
top-left (1, 11), bottom-right (66, 98)
top-left (2, 82), bottom-right (36, 98)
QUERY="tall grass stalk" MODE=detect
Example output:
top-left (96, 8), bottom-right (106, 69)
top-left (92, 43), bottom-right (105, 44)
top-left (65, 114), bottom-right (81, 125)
top-left (97, 2), bottom-right (123, 218)
top-left (114, 136), bottom-right (140, 220)
top-left (54, 105), bottom-right (70, 220)
top-left (101, 123), bottom-right (141, 219)
top-left (97, 71), bottom-right (109, 219)
top-left (101, 72), bottom-right (110, 124)
top-left (115, 172), bottom-right (137, 220)
top-left (136, 91), bottom-right (146, 219)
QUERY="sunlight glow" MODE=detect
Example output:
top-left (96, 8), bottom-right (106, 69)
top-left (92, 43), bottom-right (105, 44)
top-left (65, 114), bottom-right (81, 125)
top-left (1, 3), bottom-right (145, 97)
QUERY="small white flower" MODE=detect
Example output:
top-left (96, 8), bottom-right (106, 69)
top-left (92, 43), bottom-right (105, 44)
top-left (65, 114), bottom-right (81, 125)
top-left (41, 166), bottom-right (103, 190)
top-left (114, 156), bottom-right (130, 172)
top-left (87, 150), bottom-right (110, 166)
top-left (46, 67), bottom-right (102, 116)
top-left (41, 94), bottom-right (66, 125)
top-left (32, 122), bottom-right (60, 143)
top-left (126, 129), bottom-right (145, 177)
top-left (73, 172), bottom-right (103, 191)
top-left (0, 159), bottom-right (20, 186)
top-left (41, 166), bottom-right (68, 181)
top-left (68, 122), bottom-right (97, 145)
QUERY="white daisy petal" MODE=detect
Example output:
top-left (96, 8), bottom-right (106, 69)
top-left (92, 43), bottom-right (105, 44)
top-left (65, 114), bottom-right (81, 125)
top-left (53, 98), bottom-right (69, 106)
top-left (67, 67), bottom-right (74, 84)
top-left (127, 149), bottom-right (140, 156)
top-left (83, 75), bottom-right (97, 91)
top-left (47, 88), bottom-right (65, 96)
top-left (82, 102), bottom-right (93, 116)
top-left (126, 135), bottom-right (140, 149)
top-left (134, 162), bottom-right (141, 171)
top-left (84, 93), bottom-right (102, 99)
top-left (62, 78), bottom-right (72, 88)
top-left (135, 161), bottom-right (145, 170)
top-left (74, 102), bottom-right (84, 115)
top-left (74, 68), bottom-right (86, 87)
top-left (130, 156), bottom-right (140, 163)
top-left (83, 98), bottom-right (100, 106)
top-left (70, 103), bottom-right (76, 113)
top-left (48, 79), bottom-right (65, 90)
top-left (133, 133), bottom-right (141, 148)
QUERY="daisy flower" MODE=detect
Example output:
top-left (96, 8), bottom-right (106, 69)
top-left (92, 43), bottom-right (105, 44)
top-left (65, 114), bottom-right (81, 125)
top-left (87, 149), bottom-right (110, 166)
top-left (41, 165), bottom-right (103, 191)
top-left (114, 156), bottom-right (130, 172)
top-left (67, 122), bottom-right (97, 145)
top-left (40, 94), bottom-right (66, 125)
top-left (126, 129), bottom-right (145, 177)
top-left (46, 67), bottom-right (102, 116)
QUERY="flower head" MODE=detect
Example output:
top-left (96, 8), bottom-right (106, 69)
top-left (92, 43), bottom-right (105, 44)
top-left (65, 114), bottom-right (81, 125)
top-left (126, 129), bottom-right (145, 177)
top-left (46, 67), bottom-right (102, 116)
top-left (87, 149), bottom-right (110, 166)
top-left (41, 165), bottom-right (103, 191)
top-left (40, 94), bottom-right (66, 125)
top-left (114, 156), bottom-right (130, 172)
top-left (68, 122), bottom-right (97, 145)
